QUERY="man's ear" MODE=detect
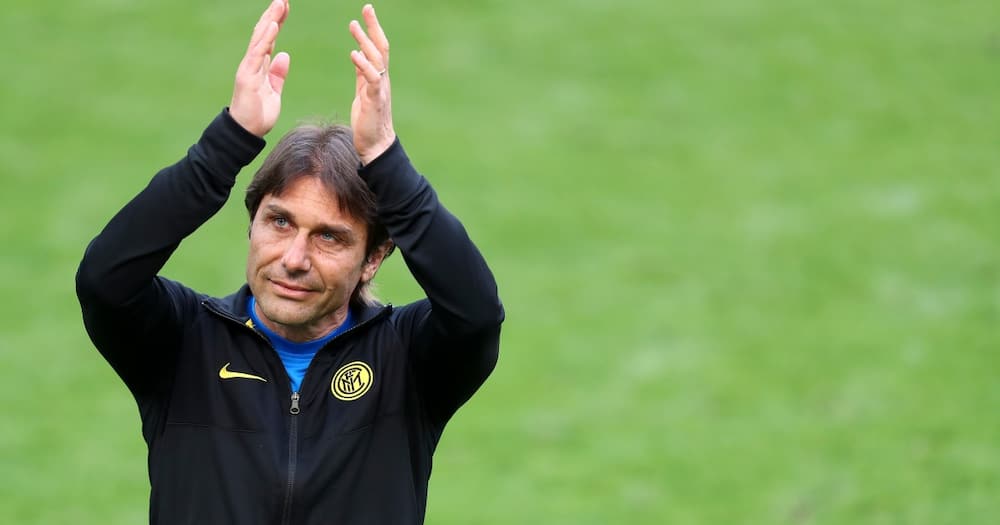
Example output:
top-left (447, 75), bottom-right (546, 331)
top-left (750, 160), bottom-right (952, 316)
top-left (247, 211), bottom-right (258, 239)
top-left (361, 240), bottom-right (394, 282)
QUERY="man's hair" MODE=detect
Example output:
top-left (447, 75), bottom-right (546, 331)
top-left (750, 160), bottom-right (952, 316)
top-left (244, 124), bottom-right (393, 308)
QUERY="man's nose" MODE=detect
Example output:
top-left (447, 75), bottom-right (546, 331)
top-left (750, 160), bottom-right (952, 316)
top-left (281, 232), bottom-right (312, 273)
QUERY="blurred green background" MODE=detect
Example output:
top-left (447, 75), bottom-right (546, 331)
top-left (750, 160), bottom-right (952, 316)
top-left (2, 0), bottom-right (998, 522)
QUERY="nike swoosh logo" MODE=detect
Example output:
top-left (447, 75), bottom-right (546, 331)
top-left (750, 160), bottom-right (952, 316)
top-left (219, 363), bottom-right (267, 382)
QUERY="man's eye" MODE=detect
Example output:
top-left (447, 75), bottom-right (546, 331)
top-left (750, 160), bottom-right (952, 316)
top-left (319, 232), bottom-right (338, 242)
top-left (273, 217), bottom-right (289, 228)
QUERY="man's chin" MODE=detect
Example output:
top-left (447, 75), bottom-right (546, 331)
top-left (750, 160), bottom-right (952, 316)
top-left (256, 298), bottom-right (313, 327)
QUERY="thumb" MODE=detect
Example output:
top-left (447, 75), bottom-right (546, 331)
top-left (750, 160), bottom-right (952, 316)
top-left (269, 52), bottom-right (291, 95)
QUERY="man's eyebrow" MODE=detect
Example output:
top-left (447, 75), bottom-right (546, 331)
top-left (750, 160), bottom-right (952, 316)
top-left (263, 203), bottom-right (291, 217)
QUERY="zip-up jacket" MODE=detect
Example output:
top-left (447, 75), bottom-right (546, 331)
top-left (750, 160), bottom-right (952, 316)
top-left (75, 109), bottom-right (504, 524)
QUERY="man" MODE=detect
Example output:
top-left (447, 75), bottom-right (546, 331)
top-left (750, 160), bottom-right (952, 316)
top-left (75, 2), bottom-right (503, 523)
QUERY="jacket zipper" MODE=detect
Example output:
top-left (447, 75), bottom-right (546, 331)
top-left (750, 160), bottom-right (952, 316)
top-left (281, 392), bottom-right (300, 525)
top-left (199, 303), bottom-right (302, 524)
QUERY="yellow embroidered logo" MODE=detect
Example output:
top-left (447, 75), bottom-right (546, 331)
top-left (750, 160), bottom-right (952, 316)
top-left (219, 363), bottom-right (267, 382)
top-left (331, 361), bottom-right (373, 401)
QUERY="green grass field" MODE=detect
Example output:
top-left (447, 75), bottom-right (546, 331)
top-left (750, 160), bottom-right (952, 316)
top-left (2, 0), bottom-right (998, 522)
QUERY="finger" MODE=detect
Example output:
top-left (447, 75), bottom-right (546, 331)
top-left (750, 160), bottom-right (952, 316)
top-left (349, 20), bottom-right (384, 72)
top-left (246, 21), bottom-right (279, 75)
top-left (269, 51), bottom-right (291, 95)
top-left (247, 1), bottom-right (277, 51)
top-left (350, 49), bottom-right (383, 86)
top-left (361, 4), bottom-right (389, 65)
top-left (276, 0), bottom-right (290, 27)
top-left (247, 0), bottom-right (285, 53)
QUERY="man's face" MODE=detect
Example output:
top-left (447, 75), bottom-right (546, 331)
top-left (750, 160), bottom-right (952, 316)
top-left (246, 176), bottom-right (382, 342)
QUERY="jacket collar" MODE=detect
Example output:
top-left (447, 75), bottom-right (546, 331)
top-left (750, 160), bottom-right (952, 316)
top-left (200, 284), bottom-right (392, 328)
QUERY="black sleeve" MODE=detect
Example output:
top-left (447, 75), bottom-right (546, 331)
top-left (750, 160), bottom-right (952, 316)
top-left (75, 109), bottom-right (265, 395)
top-left (358, 140), bottom-right (504, 425)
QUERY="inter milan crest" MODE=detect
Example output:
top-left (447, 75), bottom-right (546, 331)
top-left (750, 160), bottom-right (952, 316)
top-left (331, 361), bottom-right (374, 401)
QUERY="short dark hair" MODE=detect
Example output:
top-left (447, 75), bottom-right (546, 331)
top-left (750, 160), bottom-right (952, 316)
top-left (244, 123), bottom-right (393, 307)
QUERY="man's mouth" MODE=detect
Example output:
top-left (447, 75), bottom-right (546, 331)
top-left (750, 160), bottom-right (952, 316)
top-left (269, 278), bottom-right (315, 297)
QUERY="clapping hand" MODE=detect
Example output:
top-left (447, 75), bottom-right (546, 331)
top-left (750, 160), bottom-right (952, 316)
top-left (230, 0), bottom-right (291, 137)
top-left (349, 4), bottom-right (396, 165)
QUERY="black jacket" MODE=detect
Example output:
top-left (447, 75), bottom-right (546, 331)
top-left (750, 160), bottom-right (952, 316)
top-left (76, 110), bottom-right (504, 524)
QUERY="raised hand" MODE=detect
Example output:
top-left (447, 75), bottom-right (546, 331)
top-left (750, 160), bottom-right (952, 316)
top-left (349, 4), bottom-right (396, 164)
top-left (230, 0), bottom-right (291, 137)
